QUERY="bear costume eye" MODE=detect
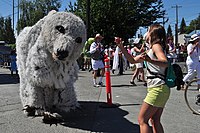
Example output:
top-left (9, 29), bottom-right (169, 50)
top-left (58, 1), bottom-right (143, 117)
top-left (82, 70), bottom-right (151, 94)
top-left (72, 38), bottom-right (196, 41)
top-left (55, 25), bottom-right (65, 34)
top-left (75, 37), bottom-right (82, 43)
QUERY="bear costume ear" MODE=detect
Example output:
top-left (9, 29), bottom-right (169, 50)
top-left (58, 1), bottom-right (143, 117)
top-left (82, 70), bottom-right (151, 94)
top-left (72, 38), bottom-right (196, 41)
top-left (48, 10), bottom-right (57, 16)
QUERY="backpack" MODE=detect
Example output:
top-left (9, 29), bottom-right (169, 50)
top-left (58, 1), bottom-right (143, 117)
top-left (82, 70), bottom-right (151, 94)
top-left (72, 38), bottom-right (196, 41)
top-left (146, 62), bottom-right (184, 90)
top-left (165, 63), bottom-right (184, 90)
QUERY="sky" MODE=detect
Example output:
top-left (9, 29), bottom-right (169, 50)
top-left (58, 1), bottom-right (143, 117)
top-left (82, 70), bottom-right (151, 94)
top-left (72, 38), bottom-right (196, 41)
top-left (137, 0), bottom-right (200, 36)
top-left (0, 0), bottom-right (199, 36)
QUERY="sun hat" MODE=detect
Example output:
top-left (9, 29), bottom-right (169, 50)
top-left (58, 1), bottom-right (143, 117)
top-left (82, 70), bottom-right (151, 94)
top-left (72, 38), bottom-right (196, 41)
top-left (95, 33), bottom-right (104, 40)
top-left (189, 34), bottom-right (199, 42)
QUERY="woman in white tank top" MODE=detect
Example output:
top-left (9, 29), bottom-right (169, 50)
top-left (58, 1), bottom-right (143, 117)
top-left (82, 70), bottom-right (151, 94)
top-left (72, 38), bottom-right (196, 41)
top-left (116, 24), bottom-right (169, 133)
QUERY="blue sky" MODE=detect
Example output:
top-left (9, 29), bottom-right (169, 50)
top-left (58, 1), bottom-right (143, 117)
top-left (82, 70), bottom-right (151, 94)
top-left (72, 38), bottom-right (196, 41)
top-left (138, 0), bottom-right (200, 35)
top-left (0, 0), bottom-right (199, 36)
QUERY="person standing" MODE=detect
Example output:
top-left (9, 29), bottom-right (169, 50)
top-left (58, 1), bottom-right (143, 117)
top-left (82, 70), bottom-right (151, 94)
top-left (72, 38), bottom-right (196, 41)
top-left (112, 46), bottom-right (118, 73)
top-left (167, 37), bottom-right (177, 64)
top-left (126, 45), bottom-right (131, 69)
top-left (10, 50), bottom-right (18, 75)
top-left (116, 24), bottom-right (169, 133)
top-left (118, 47), bottom-right (124, 75)
top-left (90, 34), bottom-right (105, 87)
top-left (130, 40), bottom-right (146, 86)
top-left (182, 34), bottom-right (200, 90)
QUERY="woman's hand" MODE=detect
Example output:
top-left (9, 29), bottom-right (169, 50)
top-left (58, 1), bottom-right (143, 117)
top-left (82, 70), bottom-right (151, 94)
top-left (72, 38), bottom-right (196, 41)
top-left (115, 37), bottom-right (124, 48)
top-left (140, 52), bottom-right (151, 62)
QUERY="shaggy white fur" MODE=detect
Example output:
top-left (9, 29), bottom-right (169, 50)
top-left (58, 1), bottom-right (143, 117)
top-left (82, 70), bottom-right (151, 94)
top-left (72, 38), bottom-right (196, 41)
top-left (16, 10), bottom-right (86, 115)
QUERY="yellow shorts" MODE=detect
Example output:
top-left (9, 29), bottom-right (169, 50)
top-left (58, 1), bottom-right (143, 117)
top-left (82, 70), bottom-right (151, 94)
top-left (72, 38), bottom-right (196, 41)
top-left (144, 85), bottom-right (170, 108)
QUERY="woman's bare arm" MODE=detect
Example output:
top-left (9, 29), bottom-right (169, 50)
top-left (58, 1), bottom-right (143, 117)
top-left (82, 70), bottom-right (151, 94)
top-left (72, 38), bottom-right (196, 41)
top-left (117, 43), bottom-right (144, 64)
top-left (143, 43), bottom-right (168, 68)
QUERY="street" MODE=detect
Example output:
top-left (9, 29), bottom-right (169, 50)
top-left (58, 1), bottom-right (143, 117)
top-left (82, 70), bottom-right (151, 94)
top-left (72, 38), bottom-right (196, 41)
top-left (0, 66), bottom-right (200, 133)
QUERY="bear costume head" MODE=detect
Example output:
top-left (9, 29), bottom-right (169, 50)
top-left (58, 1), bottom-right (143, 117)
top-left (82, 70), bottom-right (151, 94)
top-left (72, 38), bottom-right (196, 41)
top-left (17, 10), bottom-right (86, 86)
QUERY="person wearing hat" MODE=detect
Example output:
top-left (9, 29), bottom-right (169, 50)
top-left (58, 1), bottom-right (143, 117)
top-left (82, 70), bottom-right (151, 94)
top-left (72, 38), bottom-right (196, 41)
top-left (90, 34), bottom-right (105, 87)
top-left (182, 33), bottom-right (200, 90)
top-left (167, 37), bottom-right (177, 64)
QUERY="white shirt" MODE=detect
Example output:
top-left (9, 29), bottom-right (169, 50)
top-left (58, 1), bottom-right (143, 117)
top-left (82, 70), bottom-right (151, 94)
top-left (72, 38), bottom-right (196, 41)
top-left (186, 43), bottom-right (200, 63)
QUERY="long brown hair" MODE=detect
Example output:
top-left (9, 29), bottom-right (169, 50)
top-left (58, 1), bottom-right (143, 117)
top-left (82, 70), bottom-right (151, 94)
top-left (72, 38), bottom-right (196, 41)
top-left (148, 24), bottom-right (167, 51)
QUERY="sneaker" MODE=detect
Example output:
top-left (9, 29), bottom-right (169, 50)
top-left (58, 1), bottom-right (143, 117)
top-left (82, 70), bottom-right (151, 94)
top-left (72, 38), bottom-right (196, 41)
top-left (98, 82), bottom-right (104, 87)
top-left (130, 80), bottom-right (136, 86)
top-left (93, 84), bottom-right (100, 87)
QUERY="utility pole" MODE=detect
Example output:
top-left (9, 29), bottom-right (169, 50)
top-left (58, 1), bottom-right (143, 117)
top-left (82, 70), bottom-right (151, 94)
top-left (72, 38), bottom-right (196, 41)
top-left (13, 0), bottom-right (15, 31)
top-left (17, 0), bottom-right (20, 35)
top-left (86, 0), bottom-right (90, 39)
top-left (172, 5), bottom-right (182, 46)
top-left (162, 13), bottom-right (169, 28)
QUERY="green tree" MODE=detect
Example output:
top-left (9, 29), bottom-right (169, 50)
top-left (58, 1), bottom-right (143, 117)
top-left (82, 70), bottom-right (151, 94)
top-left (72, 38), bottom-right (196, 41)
top-left (0, 17), bottom-right (5, 40)
top-left (67, 0), bottom-right (165, 41)
top-left (167, 24), bottom-right (173, 38)
top-left (4, 17), bottom-right (16, 44)
top-left (179, 17), bottom-right (186, 34)
top-left (17, 0), bottom-right (61, 33)
top-left (0, 17), bottom-right (15, 44)
top-left (185, 15), bottom-right (200, 34)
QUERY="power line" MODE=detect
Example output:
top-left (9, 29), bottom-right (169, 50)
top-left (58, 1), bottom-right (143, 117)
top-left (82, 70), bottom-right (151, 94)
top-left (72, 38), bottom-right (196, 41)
top-left (172, 4), bottom-right (182, 46)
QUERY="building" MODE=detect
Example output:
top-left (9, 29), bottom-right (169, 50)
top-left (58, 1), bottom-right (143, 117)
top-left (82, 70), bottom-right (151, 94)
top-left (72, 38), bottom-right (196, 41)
top-left (178, 34), bottom-right (187, 45)
top-left (0, 41), bottom-right (12, 67)
top-left (0, 41), bottom-right (6, 45)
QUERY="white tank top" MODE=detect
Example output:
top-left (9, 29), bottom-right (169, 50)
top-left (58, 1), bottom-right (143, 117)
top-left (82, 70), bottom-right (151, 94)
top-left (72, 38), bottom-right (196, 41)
top-left (146, 49), bottom-right (166, 88)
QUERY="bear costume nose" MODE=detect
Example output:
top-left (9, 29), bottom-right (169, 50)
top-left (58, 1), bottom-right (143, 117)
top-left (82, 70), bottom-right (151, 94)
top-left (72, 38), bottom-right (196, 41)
top-left (57, 49), bottom-right (69, 60)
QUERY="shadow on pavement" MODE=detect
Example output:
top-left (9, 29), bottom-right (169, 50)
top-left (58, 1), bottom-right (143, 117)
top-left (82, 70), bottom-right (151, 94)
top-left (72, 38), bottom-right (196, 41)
top-left (49, 101), bottom-right (140, 133)
top-left (111, 84), bottom-right (134, 87)
top-left (0, 74), bottom-right (19, 84)
top-left (119, 103), bottom-right (141, 106)
top-left (111, 73), bottom-right (133, 77)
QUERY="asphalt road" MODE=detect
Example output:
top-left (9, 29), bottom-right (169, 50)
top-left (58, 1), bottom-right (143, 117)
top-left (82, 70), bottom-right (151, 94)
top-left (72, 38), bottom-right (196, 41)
top-left (0, 66), bottom-right (200, 133)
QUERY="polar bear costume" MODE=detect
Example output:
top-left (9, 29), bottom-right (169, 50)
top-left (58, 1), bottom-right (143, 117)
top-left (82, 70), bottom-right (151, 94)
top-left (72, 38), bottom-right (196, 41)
top-left (16, 10), bottom-right (86, 116)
